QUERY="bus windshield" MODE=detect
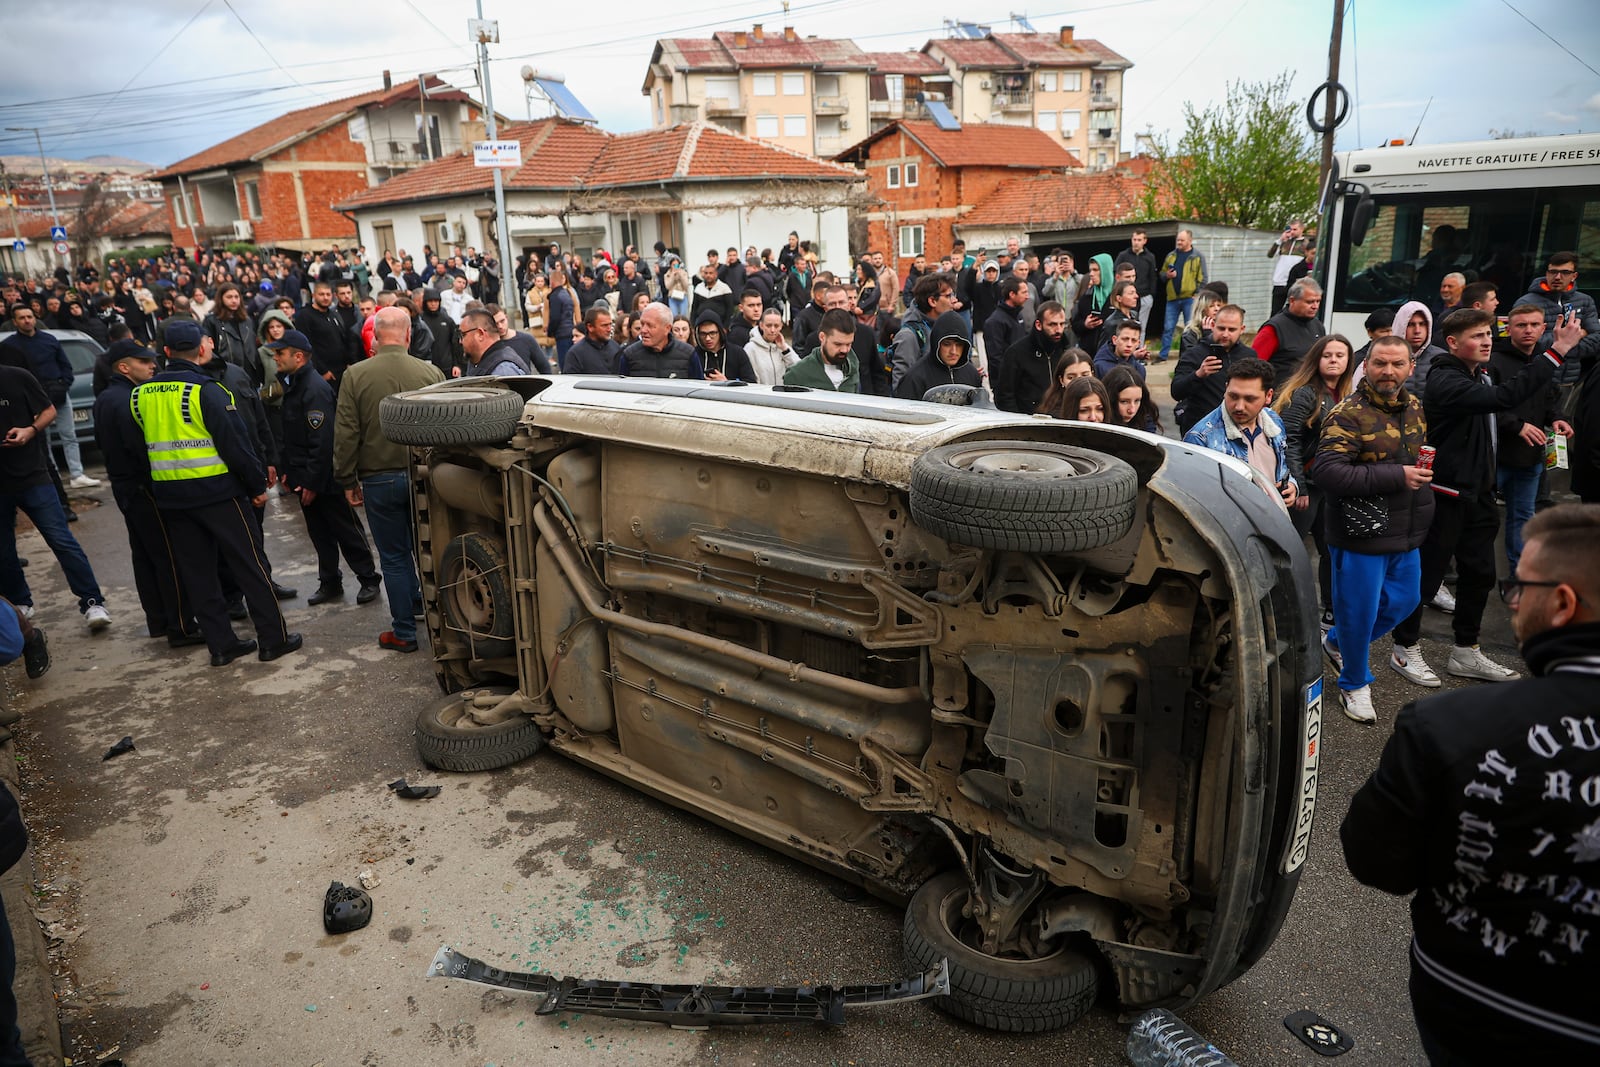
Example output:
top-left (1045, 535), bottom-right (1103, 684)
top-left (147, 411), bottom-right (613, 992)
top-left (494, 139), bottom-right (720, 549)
top-left (1329, 186), bottom-right (1600, 314)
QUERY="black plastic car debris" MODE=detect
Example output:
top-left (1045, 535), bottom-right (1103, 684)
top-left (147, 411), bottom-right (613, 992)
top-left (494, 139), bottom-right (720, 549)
top-left (324, 881), bottom-right (372, 934)
top-left (387, 778), bottom-right (440, 800)
top-left (1284, 1009), bottom-right (1355, 1056)
top-left (101, 736), bottom-right (135, 761)
top-left (425, 944), bottom-right (949, 1028)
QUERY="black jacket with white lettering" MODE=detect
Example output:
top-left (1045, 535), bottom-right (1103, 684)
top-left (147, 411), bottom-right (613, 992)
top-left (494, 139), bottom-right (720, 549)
top-left (1341, 621), bottom-right (1600, 1060)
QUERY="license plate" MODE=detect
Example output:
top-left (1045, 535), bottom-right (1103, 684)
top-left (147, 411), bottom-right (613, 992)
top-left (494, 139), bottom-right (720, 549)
top-left (1282, 678), bottom-right (1322, 874)
top-left (73, 407), bottom-right (88, 422)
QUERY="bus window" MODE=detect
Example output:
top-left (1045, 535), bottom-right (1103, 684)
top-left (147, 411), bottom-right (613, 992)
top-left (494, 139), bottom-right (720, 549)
top-left (1333, 189), bottom-right (1600, 315)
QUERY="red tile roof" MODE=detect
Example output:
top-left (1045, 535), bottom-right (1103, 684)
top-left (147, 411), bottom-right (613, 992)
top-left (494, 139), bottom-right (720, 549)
top-left (961, 172), bottom-right (1148, 229)
top-left (990, 32), bottom-right (1130, 69)
top-left (150, 77), bottom-right (469, 181)
top-left (657, 32), bottom-right (873, 72)
top-left (662, 37), bottom-right (736, 71)
top-left (924, 38), bottom-right (1017, 70)
top-left (13, 199), bottom-right (171, 241)
top-left (336, 120), bottom-right (857, 210)
top-left (859, 51), bottom-right (946, 76)
top-left (840, 120), bottom-right (1080, 170)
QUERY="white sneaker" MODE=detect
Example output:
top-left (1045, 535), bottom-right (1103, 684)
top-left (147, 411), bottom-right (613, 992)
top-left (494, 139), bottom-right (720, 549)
top-left (1390, 643), bottom-right (1442, 687)
top-left (1446, 644), bottom-right (1520, 682)
top-left (1431, 587), bottom-right (1457, 613)
top-left (16, 604), bottom-right (34, 621)
top-left (1340, 686), bottom-right (1376, 723)
top-left (1321, 632), bottom-right (1344, 674)
top-left (84, 603), bottom-right (111, 632)
top-left (68, 474), bottom-right (101, 489)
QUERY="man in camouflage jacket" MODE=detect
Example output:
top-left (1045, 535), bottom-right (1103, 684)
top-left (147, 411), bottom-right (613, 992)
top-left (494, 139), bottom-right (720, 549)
top-left (1312, 335), bottom-right (1435, 723)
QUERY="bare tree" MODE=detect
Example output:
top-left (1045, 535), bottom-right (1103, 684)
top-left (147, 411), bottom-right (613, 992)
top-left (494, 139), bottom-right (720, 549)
top-left (72, 179), bottom-right (124, 267)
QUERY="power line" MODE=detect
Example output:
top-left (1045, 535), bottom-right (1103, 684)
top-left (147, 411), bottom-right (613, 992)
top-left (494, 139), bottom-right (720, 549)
top-left (399, 0), bottom-right (466, 52)
top-left (220, 0), bottom-right (319, 99)
top-left (1496, 0), bottom-right (1600, 80)
top-left (83, 0), bottom-right (215, 125)
top-left (1134, 0), bottom-right (1256, 127)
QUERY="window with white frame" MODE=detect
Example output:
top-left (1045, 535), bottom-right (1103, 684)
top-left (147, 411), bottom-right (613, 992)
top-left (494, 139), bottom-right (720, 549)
top-left (755, 114), bottom-right (780, 138)
top-left (655, 89), bottom-right (664, 124)
top-left (782, 73), bottom-right (804, 95)
top-left (1039, 72), bottom-right (1057, 92)
top-left (886, 164), bottom-right (901, 188)
top-left (898, 224), bottom-right (924, 257)
top-left (904, 162), bottom-right (918, 186)
top-left (753, 74), bottom-right (776, 96)
top-left (783, 114), bottom-right (806, 137)
top-left (1060, 109), bottom-right (1082, 134)
top-left (171, 195), bottom-right (187, 227)
top-left (1061, 71), bottom-right (1082, 92)
top-left (1037, 111), bottom-right (1056, 131)
top-left (242, 180), bottom-right (261, 220)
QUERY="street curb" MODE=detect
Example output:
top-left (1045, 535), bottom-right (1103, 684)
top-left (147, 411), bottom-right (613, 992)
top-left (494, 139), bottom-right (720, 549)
top-left (0, 676), bottom-right (66, 1067)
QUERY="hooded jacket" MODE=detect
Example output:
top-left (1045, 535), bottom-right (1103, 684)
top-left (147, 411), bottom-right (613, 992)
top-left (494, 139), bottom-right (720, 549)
top-left (1312, 378), bottom-right (1434, 555)
top-left (1071, 254), bottom-right (1116, 354)
top-left (1519, 275), bottom-right (1600, 382)
top-left (896, 311), bottom-right (980, 400)
top-left (255, 309), bottom-right (294, 393)
top-left (745, 331), bottom-right (798, 386)
top-left (691, 309), bottom-right (756, 382)
top-left (1489, 336), bottom-right (1564, 469)
top-left (1389, 300), bottom-right (1449, 402)
top-left (994, 326), bottom-right (1065, 414)
top-left (419, 294), bottom-right (460, 375)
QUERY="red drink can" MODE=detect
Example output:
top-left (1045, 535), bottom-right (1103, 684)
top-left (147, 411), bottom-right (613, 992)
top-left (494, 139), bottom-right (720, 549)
top-left (1417, 445), bottom-right (1436, 471)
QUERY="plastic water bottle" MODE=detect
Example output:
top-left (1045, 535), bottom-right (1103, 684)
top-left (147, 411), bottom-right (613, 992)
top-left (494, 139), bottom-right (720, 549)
top-left (1126, 1008), bottom-right (1239, 1067)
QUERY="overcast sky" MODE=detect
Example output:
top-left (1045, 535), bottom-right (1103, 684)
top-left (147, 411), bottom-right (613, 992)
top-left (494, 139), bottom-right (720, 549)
top-left (0, 0), bottom-right (1595, 168)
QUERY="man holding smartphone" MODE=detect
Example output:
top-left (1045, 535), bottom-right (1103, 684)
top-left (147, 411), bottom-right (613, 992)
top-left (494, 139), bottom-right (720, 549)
top-left (1173, 303), bottom-right (1248, 435)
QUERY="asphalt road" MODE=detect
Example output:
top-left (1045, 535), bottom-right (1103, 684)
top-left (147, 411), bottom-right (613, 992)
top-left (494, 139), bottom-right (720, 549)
top-left (5, 451), bottom-right (1540, 1067)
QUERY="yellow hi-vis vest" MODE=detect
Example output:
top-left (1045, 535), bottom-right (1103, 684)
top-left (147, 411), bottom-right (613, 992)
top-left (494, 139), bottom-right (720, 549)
top-left (129, 380), bottom-right (230, 483)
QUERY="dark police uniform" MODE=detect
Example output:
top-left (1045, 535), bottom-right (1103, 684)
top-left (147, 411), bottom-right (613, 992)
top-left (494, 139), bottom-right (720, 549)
top-left (93, 360), bottom-right (201, 643)
top-left (131, 352), bottom-right (298, 662)
top-left (278, 359), bottom-right (378, 596)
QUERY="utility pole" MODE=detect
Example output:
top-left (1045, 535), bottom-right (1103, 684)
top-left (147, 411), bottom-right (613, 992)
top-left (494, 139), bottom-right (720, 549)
top-left (1319, 0), bottom-right (1345, 186)
top-left (7, 125), bottom-right (68, 271)
top-left (473, 3), bottom-right (514, 297)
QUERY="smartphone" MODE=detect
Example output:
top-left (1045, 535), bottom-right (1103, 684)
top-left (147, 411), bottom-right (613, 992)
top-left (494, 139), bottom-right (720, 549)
top-left (1209, 343), bottom-right (1228, 358)
top-left (1560, 302), bottom-right (1575, 323)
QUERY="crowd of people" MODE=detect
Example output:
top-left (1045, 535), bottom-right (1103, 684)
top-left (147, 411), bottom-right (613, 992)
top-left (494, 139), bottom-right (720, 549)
top-left (0, 217), bottom-right (1596, 1063)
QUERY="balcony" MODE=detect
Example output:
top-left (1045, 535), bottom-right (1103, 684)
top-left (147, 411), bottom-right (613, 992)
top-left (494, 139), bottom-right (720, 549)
top-left (1089, 127), bottom-right (1117, 143)
top-left (814, 95), bottom-right (849, 114)
top-left (372, 140), bottom-right (451, 167)
top-left (1091, 92), bottom-right (1117, 106)
top-left (991, 89), bottom-right (1033, 111)
top-left (704, 97), bottom-right (746, 116)
top-left (814, 135), bottom-right (846, 156)
top-left (869, 98), bottom-right (904, 118)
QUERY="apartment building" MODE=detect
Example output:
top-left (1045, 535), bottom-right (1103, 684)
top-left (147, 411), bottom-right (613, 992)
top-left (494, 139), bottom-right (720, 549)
top-left (645, 24), bottom-right (1129, 167)
top-left (922, 27), bottom-right (1131, 170)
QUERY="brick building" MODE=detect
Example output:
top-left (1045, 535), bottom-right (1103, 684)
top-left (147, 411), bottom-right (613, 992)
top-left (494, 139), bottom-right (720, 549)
top-left (834, 119), bottom-right (1080, 274)
top-left (149, 76), bottom-right (486, 253)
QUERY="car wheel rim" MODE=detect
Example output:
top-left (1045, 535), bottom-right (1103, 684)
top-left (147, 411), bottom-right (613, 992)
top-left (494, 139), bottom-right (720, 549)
top-left (956, 449), bottom-right (1086, 478)
top-left (446, 558), bottom-right (497, 632)
top-left (937, 882), bottom-right (1067, 964)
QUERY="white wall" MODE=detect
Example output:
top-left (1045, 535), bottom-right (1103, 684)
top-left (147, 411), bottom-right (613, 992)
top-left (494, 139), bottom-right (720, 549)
top-left (680, 195), bottom-right (851, 279)
top-left (1189, 223), bottom-right (1278, 327)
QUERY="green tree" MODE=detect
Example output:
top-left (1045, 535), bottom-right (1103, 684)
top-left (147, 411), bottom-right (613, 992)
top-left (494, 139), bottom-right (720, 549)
top-left (1140, 72), bottom-right (1319, 229)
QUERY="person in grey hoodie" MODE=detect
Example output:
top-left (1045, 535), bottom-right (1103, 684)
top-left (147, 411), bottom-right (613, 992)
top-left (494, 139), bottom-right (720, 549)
top-left (1392, 299), bottom-right (1448, 401)
top-left (895, 310), bottom-right (980, 400)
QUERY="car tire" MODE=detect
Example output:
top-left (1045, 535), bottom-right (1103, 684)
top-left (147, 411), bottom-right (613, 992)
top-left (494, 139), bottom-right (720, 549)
top-left (414, 688), bottom-right (545, 772)
top-left (903, 870), bottom-right (1100, 1033)
top-left (909, 440), bottom-right (1137, 553)
top-left (438, 532), bottom-right (517, 658)
top-left (380, 386), bottom-right (523, 446)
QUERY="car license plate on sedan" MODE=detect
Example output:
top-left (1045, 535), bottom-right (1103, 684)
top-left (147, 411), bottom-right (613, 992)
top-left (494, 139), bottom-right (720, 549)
top-left (1283, 678), bottom-right (1322, 873)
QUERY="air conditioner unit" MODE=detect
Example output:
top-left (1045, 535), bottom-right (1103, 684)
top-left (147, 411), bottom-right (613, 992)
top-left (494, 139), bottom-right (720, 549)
top-left (980, 79), bottom-right (991, 90)
top-left (437, 221), bottom-right (465, 244)
top-left (231, 219), bottom-right (253, 239)
top-left (839, 118), bottom-right (850, 130)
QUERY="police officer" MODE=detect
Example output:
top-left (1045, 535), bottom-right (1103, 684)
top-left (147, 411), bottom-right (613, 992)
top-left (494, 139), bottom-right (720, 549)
top-left (132, 320), bottom-right (301, 666)
top-left (267, 329), bottom-right (381, 607)
top-left (92, 340), bottom-right (205, 647)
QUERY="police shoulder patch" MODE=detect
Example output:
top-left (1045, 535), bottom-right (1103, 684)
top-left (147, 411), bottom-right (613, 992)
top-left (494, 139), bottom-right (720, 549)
top-left (307, 409), bottom-right (325, 429)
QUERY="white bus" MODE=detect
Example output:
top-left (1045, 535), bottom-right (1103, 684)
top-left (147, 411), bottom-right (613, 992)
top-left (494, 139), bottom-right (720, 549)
top-left (1317, 132), bottom-right (1600, 340)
